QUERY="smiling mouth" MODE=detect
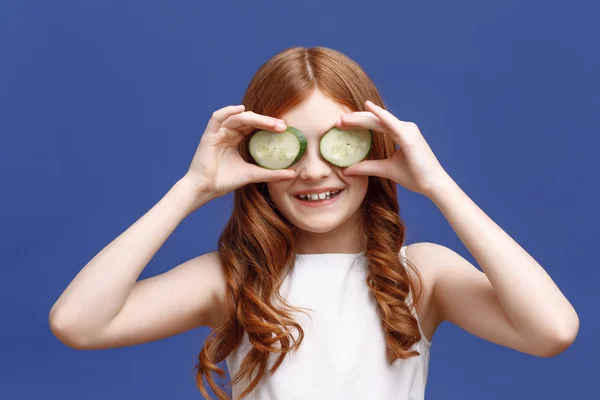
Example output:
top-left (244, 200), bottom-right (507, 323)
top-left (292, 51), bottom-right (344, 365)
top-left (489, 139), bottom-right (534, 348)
top-left (294, 189), bottom-right (344, 204)
top-left (295, 190), bottom-right (343, 202)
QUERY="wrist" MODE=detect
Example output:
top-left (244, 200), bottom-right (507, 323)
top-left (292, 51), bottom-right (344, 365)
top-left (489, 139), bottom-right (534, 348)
top-left (172, 178), bottom-right (215, 215)
top-left (423, 173), bottom-right (458, 201)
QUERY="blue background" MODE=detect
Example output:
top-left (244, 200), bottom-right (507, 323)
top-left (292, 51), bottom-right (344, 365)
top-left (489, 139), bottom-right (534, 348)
top-left (1, 0), bottom-right (598, 398)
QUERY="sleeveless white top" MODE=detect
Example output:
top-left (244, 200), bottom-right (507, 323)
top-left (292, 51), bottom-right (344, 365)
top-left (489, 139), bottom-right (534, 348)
top-left (225, 245), bottom-right (432, 399)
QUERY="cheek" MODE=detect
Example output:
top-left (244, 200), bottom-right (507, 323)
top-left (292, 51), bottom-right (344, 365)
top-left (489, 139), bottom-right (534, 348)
top-left (267, 182), bottom-right (289, 205)
top-left (348, 175), bottom-right (369, 195)
top-left (348, 177), bottom-right (369, 207)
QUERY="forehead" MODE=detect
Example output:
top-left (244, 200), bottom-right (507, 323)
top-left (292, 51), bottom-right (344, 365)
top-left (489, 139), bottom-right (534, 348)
top-left (277, 90), bottom-right (353, 139)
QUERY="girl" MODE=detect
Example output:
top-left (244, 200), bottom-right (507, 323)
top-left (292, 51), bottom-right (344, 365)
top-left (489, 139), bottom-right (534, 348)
top-left (49, 47), bottom-right (579, 400)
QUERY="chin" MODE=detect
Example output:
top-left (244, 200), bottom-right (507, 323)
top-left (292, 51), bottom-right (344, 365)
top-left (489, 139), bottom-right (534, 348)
top-left (290, 217), bottom-right (344, 234)
top-left (284, 199), bottom-right (362, 235)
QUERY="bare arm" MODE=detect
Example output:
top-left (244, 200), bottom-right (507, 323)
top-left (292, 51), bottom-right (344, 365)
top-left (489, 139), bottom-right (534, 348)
top-left (49, 178), bottom-right (221, 349)
top-left (423, 178), bottom-right (579, 357)
top-left (49, 105), bottom-right (297, 350)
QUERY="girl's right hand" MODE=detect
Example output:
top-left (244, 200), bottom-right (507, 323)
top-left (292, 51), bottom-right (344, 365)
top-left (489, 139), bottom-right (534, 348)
top-left (183, 104), bottom-right (296, 199)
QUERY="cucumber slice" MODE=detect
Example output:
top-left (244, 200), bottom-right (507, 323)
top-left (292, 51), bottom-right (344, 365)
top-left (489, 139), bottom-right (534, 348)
top-left (248, 126), bottom-right (307, 170)
top-left (320, 127), bottom-right (372, 167)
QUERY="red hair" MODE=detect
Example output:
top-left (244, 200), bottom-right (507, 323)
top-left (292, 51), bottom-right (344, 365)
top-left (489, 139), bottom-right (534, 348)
top-left (192, 46), bottom-right (423, 400)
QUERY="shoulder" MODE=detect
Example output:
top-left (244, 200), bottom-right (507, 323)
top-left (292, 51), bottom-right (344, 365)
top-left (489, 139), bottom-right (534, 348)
top-left (401, 242), bottom-right (454, 340)
top-left (201, 251), bottom-right (230, 329)
top-left (401, 242), bottom-right (441, 289)
top-left (401, 242), bottom-right (439, 305)
top-left (403, 241), bottom-right (460, 280)
top-left (403, 241), bottom-right (464, 300)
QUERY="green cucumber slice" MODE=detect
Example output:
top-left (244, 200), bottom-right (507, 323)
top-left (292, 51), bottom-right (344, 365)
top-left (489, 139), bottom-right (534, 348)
top-left (320, 127), bottom-right (372, 167)
top-left (248, 126), bottom-right (307, 170)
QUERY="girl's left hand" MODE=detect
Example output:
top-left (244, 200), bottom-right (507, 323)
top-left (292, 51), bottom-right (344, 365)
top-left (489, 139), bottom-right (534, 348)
top-left (337, 100), bottom-right (451, 197)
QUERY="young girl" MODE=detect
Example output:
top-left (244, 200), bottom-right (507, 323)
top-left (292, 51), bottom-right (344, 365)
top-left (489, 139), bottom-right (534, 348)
top-left (49, 47), bottom-right (579, 400)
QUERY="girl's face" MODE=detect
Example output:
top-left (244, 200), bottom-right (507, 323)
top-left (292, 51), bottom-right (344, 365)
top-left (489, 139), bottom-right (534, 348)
top-left (267, 89), bottom-right (369, 236)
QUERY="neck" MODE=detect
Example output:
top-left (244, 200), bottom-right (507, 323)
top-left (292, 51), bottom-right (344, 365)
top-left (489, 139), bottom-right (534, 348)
top-left (293, 213), bottom-right (367, 255)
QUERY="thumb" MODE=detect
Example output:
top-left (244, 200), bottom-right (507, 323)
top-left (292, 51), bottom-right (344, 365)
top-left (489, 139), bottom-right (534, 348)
top-left (343, 159), bottom-right (390, 180)
top-left (248, 165), bottom-right (297, 184)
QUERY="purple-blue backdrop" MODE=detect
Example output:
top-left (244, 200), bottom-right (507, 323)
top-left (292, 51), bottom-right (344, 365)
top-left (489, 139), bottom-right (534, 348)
top-left (1, 0), bottom-right (597, 398)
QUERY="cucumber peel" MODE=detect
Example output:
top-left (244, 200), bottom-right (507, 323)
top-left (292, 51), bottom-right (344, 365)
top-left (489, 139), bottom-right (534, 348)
top-left (248, 126), bottom-right (307, 170)
top-left (248, 125), bottom-right (372, 170)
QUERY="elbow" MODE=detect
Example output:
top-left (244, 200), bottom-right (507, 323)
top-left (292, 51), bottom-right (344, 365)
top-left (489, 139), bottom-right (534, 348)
top-left (537, 313), bottom-right (580, 358)
top-left (49, 311), bottom-right (95, 350)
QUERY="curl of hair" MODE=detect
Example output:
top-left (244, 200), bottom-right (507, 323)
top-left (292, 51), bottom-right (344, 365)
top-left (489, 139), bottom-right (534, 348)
top-left (192, 46), bottom-right (423, 400)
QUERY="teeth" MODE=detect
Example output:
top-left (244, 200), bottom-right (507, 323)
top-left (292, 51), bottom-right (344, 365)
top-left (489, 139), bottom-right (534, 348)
top-left (297, 190), bottom-right (341, 201)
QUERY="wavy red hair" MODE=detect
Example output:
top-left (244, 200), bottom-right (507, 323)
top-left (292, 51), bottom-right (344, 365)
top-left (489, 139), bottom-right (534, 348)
top-left (192, 46), bottom-right (423, 400)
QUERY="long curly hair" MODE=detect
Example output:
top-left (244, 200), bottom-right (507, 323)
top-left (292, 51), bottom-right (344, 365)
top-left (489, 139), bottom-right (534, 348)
top-left (192, 46), bottom-right (423, 400)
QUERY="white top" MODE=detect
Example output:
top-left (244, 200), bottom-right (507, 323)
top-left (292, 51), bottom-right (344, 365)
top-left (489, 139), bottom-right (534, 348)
top-left (225, 245), bottom-right (432, 400)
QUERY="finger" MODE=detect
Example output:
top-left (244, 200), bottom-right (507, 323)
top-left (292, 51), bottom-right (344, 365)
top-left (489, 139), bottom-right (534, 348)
top-left (337, 112), bottom-right (404, 149)
top-left (337, 112), bottom-right (387, 133)
top-left (364, 101), bottom-right (410, 148)
top-left (205, 104), bottom-right (245, 134)
top-left (223, 111), bottom-right (287, 136)
top-left (246, 165), bottom-right (297, 184)
top-left (342, 158), bottom-right (395, 180)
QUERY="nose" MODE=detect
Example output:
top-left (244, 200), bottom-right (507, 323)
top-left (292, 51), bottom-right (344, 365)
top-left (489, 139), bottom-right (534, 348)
top-left (295, 146), bottom-right (333, 181)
